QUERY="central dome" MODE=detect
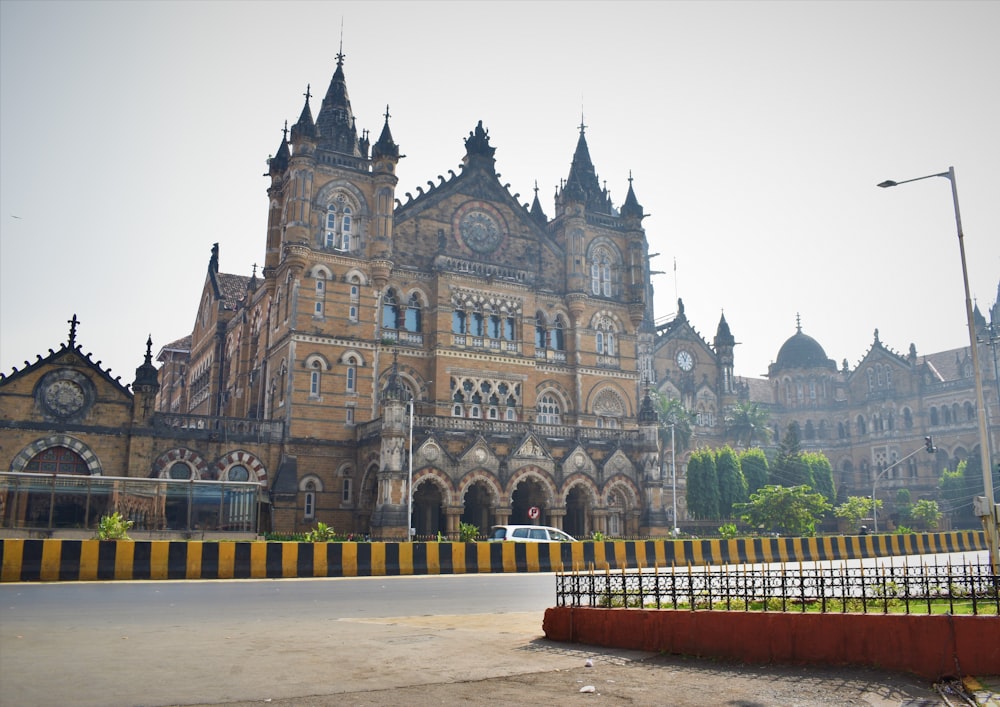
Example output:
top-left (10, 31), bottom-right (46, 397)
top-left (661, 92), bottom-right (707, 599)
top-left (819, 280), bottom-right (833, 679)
top-left (771, 321), bottom-right (835, 373)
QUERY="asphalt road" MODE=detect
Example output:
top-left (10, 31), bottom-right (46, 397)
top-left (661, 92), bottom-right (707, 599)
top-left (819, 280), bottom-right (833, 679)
top-left (1, 562), bottom-right (995, 706)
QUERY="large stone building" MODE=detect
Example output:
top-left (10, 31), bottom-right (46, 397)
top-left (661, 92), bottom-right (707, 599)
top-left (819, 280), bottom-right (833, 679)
top-left (2, 54), bottom-right (998, 537)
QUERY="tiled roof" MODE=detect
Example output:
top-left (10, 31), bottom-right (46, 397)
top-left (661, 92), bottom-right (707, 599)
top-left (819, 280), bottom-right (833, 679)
top-left (216, 273), bottom-right (251, 310)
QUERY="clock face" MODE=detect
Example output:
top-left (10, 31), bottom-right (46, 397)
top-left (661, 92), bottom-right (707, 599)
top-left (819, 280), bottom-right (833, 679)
top-left (676, 350), bottom-right (694, 372)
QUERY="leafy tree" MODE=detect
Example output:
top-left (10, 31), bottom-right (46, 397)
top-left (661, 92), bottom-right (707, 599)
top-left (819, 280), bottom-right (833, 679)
top-left (911, 499), bottom-right (942, 530)
top-left (895, 488), bottom-right (913, 524)
top-left (686, 448), bottom-right (720, 519)
top-left (937, 458), bottom-right (997, 523)
top-left (770, 424), bottom-right (813, 488)
top-left (716, 446), bottom-right (748, 518)
top-left (833, 496), bottom-right (879, 533)
top-left (734, 484), bottom-right (831, 537)
top-left (739, 447), bottom-right (770, 496)
top-left (724, 400), bottom-right (773, 448)
top-left (804, 452), bottom-right (835, 504)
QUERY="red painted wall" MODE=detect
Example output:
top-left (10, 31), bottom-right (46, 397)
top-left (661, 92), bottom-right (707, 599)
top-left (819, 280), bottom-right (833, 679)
top-left (543, 607), bottom-right (1000, 680)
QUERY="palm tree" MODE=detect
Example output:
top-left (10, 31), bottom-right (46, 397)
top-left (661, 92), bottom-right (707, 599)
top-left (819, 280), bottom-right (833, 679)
top-left (724, 400), bottom-right (772, 449)
top-left (652, 393), bottom-right (693, 455)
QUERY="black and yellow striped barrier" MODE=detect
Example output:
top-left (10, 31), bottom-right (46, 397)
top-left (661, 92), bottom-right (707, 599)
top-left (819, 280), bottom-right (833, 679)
top-left (0, 530), bottom-right (986, 582)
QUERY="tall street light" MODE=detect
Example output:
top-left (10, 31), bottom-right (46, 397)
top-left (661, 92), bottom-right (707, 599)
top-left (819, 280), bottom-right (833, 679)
top-left (878, 167), bottom-right (999, 575)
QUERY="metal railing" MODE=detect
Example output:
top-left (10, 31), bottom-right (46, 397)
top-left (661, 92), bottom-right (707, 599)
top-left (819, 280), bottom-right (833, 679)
top-left (556, 561), bottom-right (1000, 615)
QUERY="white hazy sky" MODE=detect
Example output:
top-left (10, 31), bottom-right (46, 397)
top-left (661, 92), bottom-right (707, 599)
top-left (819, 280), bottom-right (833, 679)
top-left (2, 1), bottom-right (998, 386)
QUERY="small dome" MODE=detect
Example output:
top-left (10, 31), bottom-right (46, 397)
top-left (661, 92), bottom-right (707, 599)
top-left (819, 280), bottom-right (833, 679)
top-left (771, 319), bottom-right (835, 373)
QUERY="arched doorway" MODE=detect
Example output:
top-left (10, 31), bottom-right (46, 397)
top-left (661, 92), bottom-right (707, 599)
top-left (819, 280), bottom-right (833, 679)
top-left (412, 481), bottom-right (445, 538)
top-left (510, 477), bottom-right (548, 524)
top-left (21, 446), bottom-right (96, 528)
top-left (461, 481), bottom-right (493, 537)
top-left (564, 486), bottom-right (590, 538)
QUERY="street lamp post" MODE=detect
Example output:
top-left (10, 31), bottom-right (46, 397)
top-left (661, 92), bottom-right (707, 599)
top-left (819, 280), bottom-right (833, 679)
top-left (671, 423), bottom-right (678, 535)
top-left (878, 167), bottom-right (999, 575)
top-left (407, 396), bottom-right (414, 539)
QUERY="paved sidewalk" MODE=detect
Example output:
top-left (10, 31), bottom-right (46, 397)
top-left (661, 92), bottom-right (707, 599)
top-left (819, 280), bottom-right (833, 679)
top-left (174, 613), bottom-right (996, 707)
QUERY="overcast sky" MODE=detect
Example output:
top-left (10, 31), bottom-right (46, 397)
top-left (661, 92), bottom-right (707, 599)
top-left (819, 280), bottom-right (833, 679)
top-left (2, 1), bottom-right (998, 387)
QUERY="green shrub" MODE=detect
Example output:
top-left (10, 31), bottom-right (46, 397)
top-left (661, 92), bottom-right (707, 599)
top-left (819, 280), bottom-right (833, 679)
top-left (718, 523), bottom-right (738, 539)
top-left (304, 522), bottom-right (340, 542)
top-left (459, 522), bottom-right (479, 542)
top-left (96, 512), bottom-right (133, 540)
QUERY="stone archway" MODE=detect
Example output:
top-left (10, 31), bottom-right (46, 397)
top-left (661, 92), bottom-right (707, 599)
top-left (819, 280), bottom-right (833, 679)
top-left (461, 480), bottom-right (494, 537)
top-left (412, 479), bottom-right (446, 538)
top-left (510, 477), bottom-right (550, 525)
top-left (564, 486), bottom-right (591, 538)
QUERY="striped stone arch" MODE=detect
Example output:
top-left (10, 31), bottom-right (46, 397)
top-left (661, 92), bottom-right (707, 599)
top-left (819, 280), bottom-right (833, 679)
top-left (601, 474), bottom-right (642, 508)
top-left (585, 383), bottom-right (632, 418)
top-left (151, 448), bottom-right (211, 479)
top-left (413, 467), bottom-right (455, 505)
top-left (504, 465), bottom-right (557, 505)
top-left (456, 470), bottom-right (503, 506)
top-left (214, 450), bottom-right (268, 487)
top-left (9, 435), bottom-right (103, 475)
top-left (560, 473), bottom-right (600, 505)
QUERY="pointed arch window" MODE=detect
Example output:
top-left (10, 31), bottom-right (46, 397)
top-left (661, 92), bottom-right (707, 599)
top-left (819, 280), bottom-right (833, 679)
top-left (324, 201), bottom-right (356, 251)
top-left (591, 248), bottom-right (613, 297)
top-left (404, 293), bottom-right (422, 332)
top-left (382, 289), bottom-right (400, 329)
top-left (303, 479), bottom-right (317, 519)
top-left (551, 315), bottom-right (565, 351)
top-left (314, 273), bottom-right (326, 317)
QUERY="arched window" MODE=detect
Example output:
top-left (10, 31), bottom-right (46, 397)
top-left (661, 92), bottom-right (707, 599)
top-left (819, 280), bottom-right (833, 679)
top-left (310, 364), bottom-right (321, 396)
top-left (534, 312), bottom-right (546, 349)
top-left (303, 479), bottom-right (317, 519)
top-left (903, 407), bottom-right (913, 429)
top-left (228, 465), bottom-right (250, 482)
top-left (537, 394), bottom-right (561, 425)
top-left (470, 307), bottom-right (484, 337)
top-left (25, 446), bottom-right (89, 474)
top-left (452, 309), bottom-right (467, 334)
top-left (965, 401), bottom-right (975, 422)
top-left (324, 200), bottom-right (355, 251)
top-left (325, 205), bottom-right (338, 248)
top-left (551, 315), bottom-right (565, 350)
top-left (341, 206), bottom-right (352, 250)
top-left (404, 293), bottom-right (422, 332)
top-left (346, 365), bottom-right (356, 393)
top-left (930, 406), bottom-right (939, 426)
top-left (382, 289), bottom-right (399, 329)
top-left (590, 246), bottom-right (614, 297)
top-left (856, 414), bottom-right (866, 436)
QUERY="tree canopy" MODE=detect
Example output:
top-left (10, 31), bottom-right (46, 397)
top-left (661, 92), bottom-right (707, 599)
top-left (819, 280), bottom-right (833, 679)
top-left (724, 400), bottom-right (772, 448)
top-left (735, 484), bottom-right (831, 537)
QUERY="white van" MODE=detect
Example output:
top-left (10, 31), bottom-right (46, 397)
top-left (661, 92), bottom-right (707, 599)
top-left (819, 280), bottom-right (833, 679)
top-left (488, 525), bottom-right (576, 542)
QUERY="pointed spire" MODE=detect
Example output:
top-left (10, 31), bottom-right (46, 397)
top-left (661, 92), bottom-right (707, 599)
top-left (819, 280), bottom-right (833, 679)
top-left (269, 122), bottom-right (291, 174)
top-left (67, 314), bottom-right (80, 348)
top-left (620, 170), bottom-right (644, 219)
top-left (563, 120), bottom-right (611, 213)
top-left (315, 50), bottom-right (361, 156)
top-left (290, 84), bottom-right (316, 143)
top-left (529, 180), bottom-right (547, 224)
top-left (133, 334), bottom-right (159, 389)
top-left (382, 350), bottom-right (407, 402)
top-left (715, 311), bottom-right (735, 347)
top-left (372, 104), bottom-right (399, 160)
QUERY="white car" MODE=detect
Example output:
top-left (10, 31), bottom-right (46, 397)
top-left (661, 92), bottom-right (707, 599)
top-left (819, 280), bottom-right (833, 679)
top-left (488, 525), bottom-right (576, 542)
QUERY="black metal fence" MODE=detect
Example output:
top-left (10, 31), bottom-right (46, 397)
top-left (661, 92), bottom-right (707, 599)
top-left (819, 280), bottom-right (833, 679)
top-left (556, 562), bottom-right (1000, 615)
